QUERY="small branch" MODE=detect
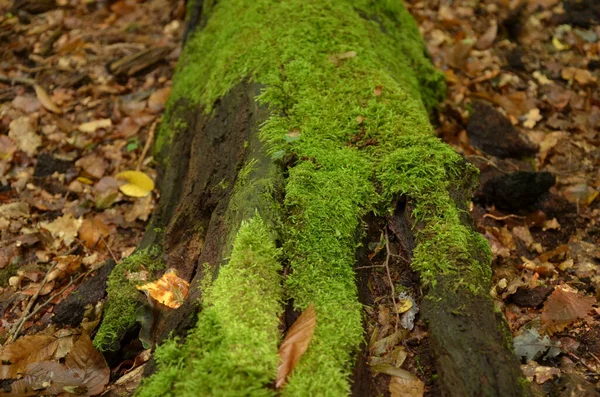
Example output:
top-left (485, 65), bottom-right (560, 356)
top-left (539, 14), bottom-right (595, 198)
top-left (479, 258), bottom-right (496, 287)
top-left (0, 73), bottom-right (36, 87)
top-left (354, 264), bottom-right (385, 270)
top-left (136, 117), bottom-right (159, 171)
top-left (19, 272), bottom-right (86, 330)
top-left (566, 352), bottom-right (598, 374)
top-left (8, 263), bottom-right (57, 343)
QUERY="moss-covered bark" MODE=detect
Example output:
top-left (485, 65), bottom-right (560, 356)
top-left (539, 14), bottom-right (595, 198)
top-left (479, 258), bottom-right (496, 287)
top-left (95, 0), bottom-right (529, 395)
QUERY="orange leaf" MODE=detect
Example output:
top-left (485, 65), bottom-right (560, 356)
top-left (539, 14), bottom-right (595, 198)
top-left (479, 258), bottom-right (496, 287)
top-left (276, 303), bottom-right (316, 388)
top-left (136, 269), bottom-right (190, 309)
top-left (541, 287), bottom-right (596, 330)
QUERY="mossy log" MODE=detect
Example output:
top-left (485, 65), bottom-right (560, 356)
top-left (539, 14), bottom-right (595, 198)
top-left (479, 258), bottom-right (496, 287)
top-left (93, 0), bottom-right (530, 395)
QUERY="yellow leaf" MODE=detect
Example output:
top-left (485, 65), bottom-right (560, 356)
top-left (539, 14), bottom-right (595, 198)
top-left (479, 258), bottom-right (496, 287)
top-left (395, 299), bottom-right (413, 314)
top-left (276, 303), bottom-right (316, 388)
top-left (77, 176), bottom-right (94, 185)
top-left (136, 269), bottom-right (189, 309)
top-left (34, 84), bottom-right (62, 114)
top-left (115, 170), bottom-right (154, 197)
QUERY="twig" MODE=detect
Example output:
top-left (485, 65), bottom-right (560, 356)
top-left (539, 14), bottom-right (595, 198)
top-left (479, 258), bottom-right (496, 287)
top-left (0, 73), bottom-right (36, 87)
top-left (355, 264), bottom-right (385, 270)
top-left (482, 213), bottom-right (526, 221)
top-left (567, 352), bottom-right (599, 373)
top-left (384, 230), bottom-right (400, 332)
top-left (8, 263), bottom-right (57, 343)
top-left (100, 234), bottom-right (118, 263)
top-left (19, 272), bottom-right (87, 329)
top-left (137, 117), bottom-right (159, 171)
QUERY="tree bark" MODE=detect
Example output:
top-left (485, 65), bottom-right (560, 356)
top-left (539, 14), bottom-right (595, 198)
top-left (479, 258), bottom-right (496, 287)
top-left (93, 0), bottom-right (530, 396)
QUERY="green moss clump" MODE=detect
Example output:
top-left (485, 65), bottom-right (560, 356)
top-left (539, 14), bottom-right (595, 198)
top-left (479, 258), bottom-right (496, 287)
top-left (377, 135), bottom-right (491, 287)
top-left (137, 215), bottom-right (282, 397)
top-left (94, 247), bottom-right (165, 352)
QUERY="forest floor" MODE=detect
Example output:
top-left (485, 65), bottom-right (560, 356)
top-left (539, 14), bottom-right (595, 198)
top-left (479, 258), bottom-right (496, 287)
top-left (0, 0), bottom-right (599, 396)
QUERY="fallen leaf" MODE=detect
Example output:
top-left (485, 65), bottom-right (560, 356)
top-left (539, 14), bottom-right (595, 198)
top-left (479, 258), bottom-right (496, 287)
top-left (563, 184), bottom-right (598, 206)
top-left (388, 369), bottom-right (425, 397)
top-left (39, 213), bottom-right (83, 247)
top-left (513, 329), bottom-right (561, 362)
top-left (136, 269), bottom-right (189, 309)
top-left (0, 334), bottom-right (58, 378)
top-left (475, 20), bottom-right (497, 50)
top-left (561, 67), bottom-right (597, 85)
top-left (12, 95), bottom-right (41, 113)
top-left (76, 153), bottom-right (107, 180)
top-left (147, 87), bottom-right (171, 113)
top-left (0, 202), bottom-right (30, 219)
top-left (64, 333), bottom-right (110, 396)
top-left (522, 108), bottom-right (542, 129)
top-left (78, 119), bottom-right (113, 134)
top-left (34, 84), bottom-right (62, 114)
top-left (115, 170), bottom-right (155, 197)
top-left (276, 303), bottom-right (316, 388)
top-left (125, 195), bottom-right (154, 223)
top-left (542, 287), bottom-right (596, 330)
top-left (79, 216), bottom-right (112, 249)
top-left (8, 116), bottom-right (41, 157)
top-left (521, 361), bottom-right (561, 384)
top-left (93, 177), bottom-right (120, 209)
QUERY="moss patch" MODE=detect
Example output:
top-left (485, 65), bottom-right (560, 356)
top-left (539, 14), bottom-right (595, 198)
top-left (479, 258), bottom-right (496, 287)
top-left (94, 247), bottom-right (165, 351)
top-left (137, 216), bottom-right (282, 397)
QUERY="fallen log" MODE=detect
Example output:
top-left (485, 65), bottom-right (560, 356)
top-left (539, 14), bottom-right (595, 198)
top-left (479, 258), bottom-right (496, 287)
top-left (93, 0), bottom-right (530, 395)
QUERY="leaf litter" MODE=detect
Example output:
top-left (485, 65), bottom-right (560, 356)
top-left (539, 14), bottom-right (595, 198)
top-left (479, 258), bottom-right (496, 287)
top-left (0, 0), bottom-right (183, 395)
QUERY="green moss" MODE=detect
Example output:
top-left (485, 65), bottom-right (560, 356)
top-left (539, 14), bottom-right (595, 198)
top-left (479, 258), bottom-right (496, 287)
top-left (0, 259), bottom-right (20, 288)
top-left (94, 247), bottom-right (165, 352)
top-left (144, 0), bottom-right (494, 394)
top-left (137, 216), bottom-right (282, 397)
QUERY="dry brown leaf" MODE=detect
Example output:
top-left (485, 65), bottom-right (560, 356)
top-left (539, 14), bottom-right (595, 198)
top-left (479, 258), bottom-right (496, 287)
top-left (79, 216), bottom-right (112, 249)
top-left (34, 84), bottom-right (62, 114)
top-left (561, 67), bottom-right (597, 85)
top-left (76, 154), bottom-right (107, 180)
top-left (0, 335), bottom-right (57, 379)
top-left (125, 195), bottom-right (154, 223)
top-left (39, 213), bottom-right (83, 247)
top-left (94, 176), bottom-right (120, 209)
top-left (147, 87), bottom-right (171, 113)
top-left (541, 287), bottom-right (596, 329)
top-left (388, 369), bottom-right (425, 397)
top-left (563, 184), bottom-right (598, 206)
top-left (78, 119), bottom-right (113, 134)
top-left (1, 361), bottom-right (80, 396)
top-left (8, 116), bottom-right (41, 157)
top-left (276, 303), bottom-right (317, 388)
top-left (64, 333), bottom-right (110, 396)
top-left (136, 269), bottom-right (189, 309)
top-left (475, 20), bottom-right (497, 50)
top-left (521, 361), bottom-right (561, 384)
top-left (12, 95), bottom-right (41, 113)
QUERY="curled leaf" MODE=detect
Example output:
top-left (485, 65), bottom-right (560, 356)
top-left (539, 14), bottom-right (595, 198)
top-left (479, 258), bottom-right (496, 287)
top-left (34, 84), bottom-right (62, 114)
top-left (136, 269), bottom-right (189, 309)
top-left (276, 303), bottom-right (316, 388)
